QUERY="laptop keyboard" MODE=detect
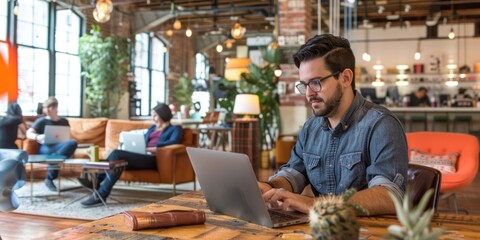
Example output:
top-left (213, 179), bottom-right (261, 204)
top-left (268, 209), bottom-right (300, 222)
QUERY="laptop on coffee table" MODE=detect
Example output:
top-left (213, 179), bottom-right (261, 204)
top-left (186, 147), bottom-right (309, 228)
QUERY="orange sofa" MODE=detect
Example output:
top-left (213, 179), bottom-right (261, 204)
top-left (23, 118), bottom-right (198, 193)
top-left (405, 132), bottom-right (479, 193)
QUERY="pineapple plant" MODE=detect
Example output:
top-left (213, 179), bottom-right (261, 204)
top-left (309, 188), bottom-right (368, 240)
top-left (382, 188), bottom-right (445, 240)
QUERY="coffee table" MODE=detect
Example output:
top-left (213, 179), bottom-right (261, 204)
top-left (28, 154), bottom-right (67, 202)
top-left (65, 160), bottom-right (128, 207)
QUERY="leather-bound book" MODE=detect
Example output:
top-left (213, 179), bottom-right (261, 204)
top-left (123, 210), bottom-right (206, 230)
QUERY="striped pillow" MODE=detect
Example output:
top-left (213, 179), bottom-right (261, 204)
top-left (409, 149), bottom-right (459, 173)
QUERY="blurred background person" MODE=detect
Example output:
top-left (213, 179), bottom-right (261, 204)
top-left (0, 102), bottom-right (26, 149)
top-left (408, 86), bottom-right (431, 107)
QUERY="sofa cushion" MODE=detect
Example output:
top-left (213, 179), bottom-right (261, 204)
top-left (67, 117), bottom-right (108, 147)
top-left (409, 149), bottom-right (459, 173)
top-left (105, 120), bottom-right (152, 154)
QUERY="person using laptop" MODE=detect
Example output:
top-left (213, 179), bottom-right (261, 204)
top-left (26, 97), bottom-right (78, 191)
top-left (258, 34), bottom-right (408, 216)
top-left (81, 102), bottom-right (183, 207)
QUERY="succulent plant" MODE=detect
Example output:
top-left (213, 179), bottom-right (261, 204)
top-left (382, 188), bottom-right (444, 240)
top-left (309, 188), bottom-right (368, 240)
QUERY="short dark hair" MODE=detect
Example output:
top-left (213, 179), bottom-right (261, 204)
top-left (293, 34), bottom-right (356, 91)
top-left (418, 86), bottom-right (428, 93)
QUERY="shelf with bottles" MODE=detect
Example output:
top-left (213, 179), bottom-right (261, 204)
top-left (358, 73), bottom-right (480, 86)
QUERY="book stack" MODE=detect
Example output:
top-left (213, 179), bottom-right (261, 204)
top-left (83, 160), bottom-right (128, 170)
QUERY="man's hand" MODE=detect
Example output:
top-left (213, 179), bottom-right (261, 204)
top-left (257, 181), bottom-right (273, 194)
top-left (262, 188), bottom-right (314, 214)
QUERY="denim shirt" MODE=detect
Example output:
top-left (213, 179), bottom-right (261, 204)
top-left (271, 91), bottom-right (408, 200)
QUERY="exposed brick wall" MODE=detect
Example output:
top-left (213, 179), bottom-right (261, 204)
top-left (278, 0), bottom-right (311, 106)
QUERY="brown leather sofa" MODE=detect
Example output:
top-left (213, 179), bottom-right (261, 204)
top-left (23, 118), bottom-right (198, 194)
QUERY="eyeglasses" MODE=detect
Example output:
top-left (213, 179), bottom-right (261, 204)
top-left (295, 71), bottom-right (340, 95)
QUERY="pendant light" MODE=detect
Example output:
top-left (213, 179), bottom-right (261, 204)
top-left (231, 22), bottom-right (246, 39)
top-left (448, 28), bottom-right (455, 39)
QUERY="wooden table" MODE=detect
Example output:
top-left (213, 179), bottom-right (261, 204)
top-left (48, 191), bottom-right (480, 239)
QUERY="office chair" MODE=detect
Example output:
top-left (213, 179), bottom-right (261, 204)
top-left (407, 164), bottom-right (442, 212)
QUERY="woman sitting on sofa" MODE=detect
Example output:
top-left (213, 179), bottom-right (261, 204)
top-left (81, 103), bottom-right (183, 207)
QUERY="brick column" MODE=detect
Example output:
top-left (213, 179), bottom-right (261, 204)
top-left (278, 0), bottom-right (311, 106)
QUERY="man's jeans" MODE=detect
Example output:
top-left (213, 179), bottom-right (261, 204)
top-left (39, 140), bottom-right (78, 180)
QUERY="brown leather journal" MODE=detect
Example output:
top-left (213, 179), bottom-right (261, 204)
top-left (123, 210), bottom-right (206, 230)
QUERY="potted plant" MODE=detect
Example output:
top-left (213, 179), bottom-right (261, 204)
top-left (219, 43), bottom-right (282, 151)
top-left (172, 75), bottom-right (195, 118)
top-left (78, 25), bottom-right (131, 118)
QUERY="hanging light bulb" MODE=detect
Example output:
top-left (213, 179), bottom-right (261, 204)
top-left (414, 52), bottom-right (421, 60)
top-left (362, 52), bottom-right (371, 62)
top-left (231, 22), bottom-right (246, 39)
top-left (274, 66), bottom-right (282, 77)
top-left (13, 4), bottom-right (19, 16)
top-left (96, 0), bottom-right (113, 14)
top-left (166, 29), bottom-right (173, 37)
top-left (173, 19), bottom-right (182, 30)
top-left (216, 44), bottom-right (223, 53)
top-left (185, 27), bottom-right (192, 37)
top-left (225, 40), bottom-right (233, 49)
top-left (93, 8), bottom-right (111, 23)
top-left (448, 28), bottom-right (455, 39)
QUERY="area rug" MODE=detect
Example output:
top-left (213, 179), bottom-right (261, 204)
top-left (12, 179), bottom-right (195, 220)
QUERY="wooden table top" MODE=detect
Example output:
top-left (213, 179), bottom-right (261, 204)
top-left (48, 191), bottom-right (480, 239)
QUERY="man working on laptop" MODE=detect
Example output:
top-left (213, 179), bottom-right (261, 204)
top-left (26, 97), bottom-right (78, 191)
top-left (258, 34), bottom-right (408, 216)
top-left (81, 102), bottom-right (183, 207)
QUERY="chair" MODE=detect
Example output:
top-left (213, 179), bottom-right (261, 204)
top-left (197, 111), bottom-right (221, 149)
top-left (275, 134), bottom-right (297, 169)
top-left (0, 149), bottom-right (28, 212)
top-left (432, 115), bottom-right (449, 132)
top-left (453, 115), bottom-right (473, 133)
top-left (406, 132), bottom-right (479, 213)
top-left (407, 164), bottom-right (442, 212)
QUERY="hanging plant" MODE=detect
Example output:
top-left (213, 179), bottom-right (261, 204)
top-left (78, 25), bottom-right (131, 118)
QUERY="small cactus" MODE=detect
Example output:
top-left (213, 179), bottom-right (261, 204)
top-left (309, 189), bottom-right (368, 240)
top-left (382, 188), bottom-right (444, 240)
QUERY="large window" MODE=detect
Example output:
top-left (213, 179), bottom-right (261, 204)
top-left (16, 0), bottom-right (49, 115)
top-left (55, 9), bottom-right (81, 116)
top-left (13, 0), bottom-right (83, 116)
top-left (192, 53), bottom-right (210, 116)
top-left (0, 0), bottom-right (7, 41)
top-left (133, 33), bottom-right (167, 116)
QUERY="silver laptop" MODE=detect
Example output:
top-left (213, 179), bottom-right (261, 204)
top-left (44, 125), bottom-right (71, 144)
top-left (122, 132), bottom-right (146, 154)
top-left (186, 147), bottom-right (309, 228)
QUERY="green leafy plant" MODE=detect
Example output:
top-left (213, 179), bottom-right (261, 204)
top-left (219, 43), bottom-right (282, 150)
top-left (78, 25), bottom-right (131, 118)
top-left (172, 75), bottom-right (195, 113)
top-left (309, 188), bottom-right (368, 240)
top-left (382, 188), bottom-right (444, 240)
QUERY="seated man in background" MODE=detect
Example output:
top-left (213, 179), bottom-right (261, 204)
top-left (408, 86), bottom-right (431, 107)
top-left (81, 103), bottom-right (183, 207)
top-left (26, 97), bottom-right (78, 191)
top-left (258, 34), bottom-right (408, 216)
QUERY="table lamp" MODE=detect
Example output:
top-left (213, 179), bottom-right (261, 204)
top-left (224, 58), bottom-right (251, 81)
top-left (233, 94), bottom-right (260, 120)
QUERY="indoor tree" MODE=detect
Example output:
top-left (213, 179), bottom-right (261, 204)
top-left (78, 25), bottom-right (131, 118)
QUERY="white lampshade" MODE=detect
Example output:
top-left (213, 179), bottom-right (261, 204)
top-left (233, 94), bottom-right (260, 119)
top-left (224, 58), bottom-right (250, 81)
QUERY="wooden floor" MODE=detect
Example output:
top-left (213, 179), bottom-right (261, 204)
top-left (2, 168), bottom-right (480, 239)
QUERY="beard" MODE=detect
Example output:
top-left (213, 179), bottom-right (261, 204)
top-left (309, 83), bottom-right (343, 117)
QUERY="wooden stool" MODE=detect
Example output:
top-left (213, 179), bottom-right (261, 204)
top-left (432, 115), bottom-right (449, 132)
top-left (453, 115), bottom-right (473, 133)
top-left (409, 115), bottom-right (428, 132)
